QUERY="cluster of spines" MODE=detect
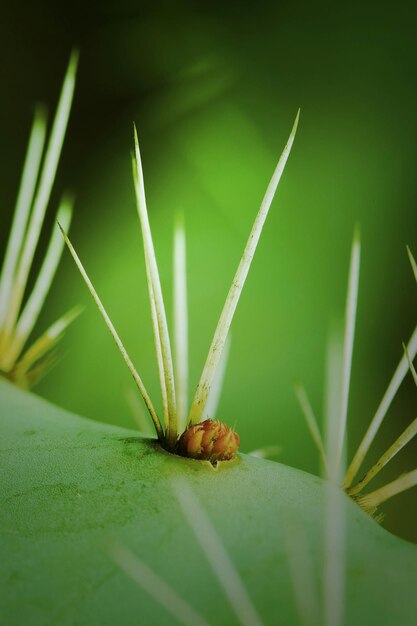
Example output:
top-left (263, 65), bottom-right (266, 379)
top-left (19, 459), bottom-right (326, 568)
top-left (60, 111), bottom-right (300, 458)
top-left (0, 51), bottom-right (80, 388)
top-left (295, 232), bottom-right (417, 517)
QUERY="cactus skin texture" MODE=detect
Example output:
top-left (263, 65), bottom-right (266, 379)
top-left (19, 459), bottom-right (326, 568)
top-left (177, 419), bottom-right (240, 462)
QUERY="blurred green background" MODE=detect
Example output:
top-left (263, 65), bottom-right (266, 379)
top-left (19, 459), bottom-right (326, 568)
top-left (1, 1), bottom-right (416, 539)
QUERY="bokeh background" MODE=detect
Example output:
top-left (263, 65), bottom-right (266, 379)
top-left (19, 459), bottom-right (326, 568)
top-left (1, 1), bottom-right (416, 539)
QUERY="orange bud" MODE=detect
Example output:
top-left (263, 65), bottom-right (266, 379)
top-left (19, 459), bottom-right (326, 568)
top-left (177, 419), bottom-right (240, 462)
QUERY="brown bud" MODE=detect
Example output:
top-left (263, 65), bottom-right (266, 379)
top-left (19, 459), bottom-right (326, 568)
top-left (177, 419), bottom-right (240, 462)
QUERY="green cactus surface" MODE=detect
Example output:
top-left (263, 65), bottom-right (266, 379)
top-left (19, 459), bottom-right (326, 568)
top-left (1, 377), bottom-right (417, 626)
